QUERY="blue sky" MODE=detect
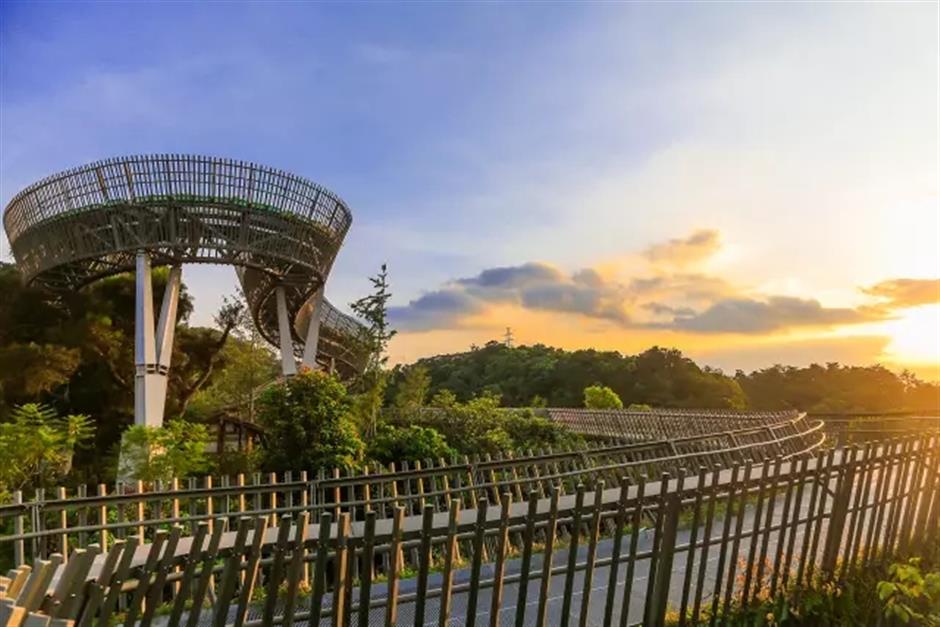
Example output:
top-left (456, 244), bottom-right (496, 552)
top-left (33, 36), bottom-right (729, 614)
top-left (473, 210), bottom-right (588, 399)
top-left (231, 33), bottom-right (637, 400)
top-left (2, 2), bottom-right (937, 376)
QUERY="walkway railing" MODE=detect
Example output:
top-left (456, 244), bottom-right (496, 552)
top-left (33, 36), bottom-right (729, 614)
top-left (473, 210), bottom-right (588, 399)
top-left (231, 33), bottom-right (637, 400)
top-left (4, 433), bottom-right (930, 627)
top-left (546, 408), bottom-right (801, 440)
top-left (0, 414), bottom-right (823, 566)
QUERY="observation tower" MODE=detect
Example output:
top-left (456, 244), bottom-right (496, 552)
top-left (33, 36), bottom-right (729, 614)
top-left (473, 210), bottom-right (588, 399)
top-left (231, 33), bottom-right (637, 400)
top-left (3, 154), bottom-right (369, 428)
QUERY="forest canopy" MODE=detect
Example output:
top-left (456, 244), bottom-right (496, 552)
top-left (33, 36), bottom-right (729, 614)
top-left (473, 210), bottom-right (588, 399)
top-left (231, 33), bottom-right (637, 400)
top-left (385, 341), bottom-right (939, 413)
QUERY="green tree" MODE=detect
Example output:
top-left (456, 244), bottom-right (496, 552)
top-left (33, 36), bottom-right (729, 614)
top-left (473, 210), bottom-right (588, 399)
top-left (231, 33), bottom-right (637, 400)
top-left (393, 365), bottom-right (431, 413)
top-left (584, 384), bottom-right (624, 409)
top-left (429, 389), bottom-right (458, 408)
top-left (0, 403), bottom-right (94, 494)
top-left (186, 292), bottom-right (279, 424)
top-left (0, 263), bottom-right (244, 484)
top-left (117, 420), bottom-right (210, 483)
top-left (350, 264), bottom-right (396, 438)
top-left (735, 362), bottom-right (935, 412)
top-left (367, 424), bottom-right (455, 466)
top-left (257, 370), bottom-right (364, 473)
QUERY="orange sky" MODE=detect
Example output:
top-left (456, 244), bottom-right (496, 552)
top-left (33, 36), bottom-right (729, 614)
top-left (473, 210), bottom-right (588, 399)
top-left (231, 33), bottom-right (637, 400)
top-left (387, 229), bottom-right (940, 381)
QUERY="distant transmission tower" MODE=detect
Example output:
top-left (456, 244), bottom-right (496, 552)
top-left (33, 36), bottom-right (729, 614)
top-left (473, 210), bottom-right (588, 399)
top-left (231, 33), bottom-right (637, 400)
top-left (504, 326), bottom-right (514, 348)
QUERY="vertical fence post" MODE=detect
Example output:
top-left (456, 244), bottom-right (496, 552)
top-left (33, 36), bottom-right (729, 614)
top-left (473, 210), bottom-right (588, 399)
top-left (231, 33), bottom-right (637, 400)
top-left (514, 491), bottom-right (539, 627)
top-left (385, 507), bottom-right (405, 627)
top-left (205, 475), bottom-right (214, 535)
top-left (536, 488), bottom-right (561, 627)
top-left (465, 497), bottom-right (489, 627)
top-left (647, 493), bottom-right (681, 627)
top-left (97, 484), bottom-right (108, 552)
top-left (821, 461), bottom-right (856, 577)
top-left (299, 470), bottom-right (310, 586)
top-left (13, 490), bottom-right (25, 565)
top-left (56, 486), bottom-right (68, 563)
top-left (414, 503), bottom-right (435, 627)
top-left (575, 480), bottom-right (604, 627)
top-left (236, 473), bottom-right (246, 514)
top-left (34, 487), bottom-right (44, 559)
top-left (269, 472), bottom-right (278, 527)
top-left (440, 499), bottom-right (462, 627)
top-left (489, 492), bottom-right (513, 627)
top-left (911, 440), bottom-right (940, 552)
top-left (559, 484), bottom-right (586, 627)
top-left (77, 484), bottom-right (88, 550)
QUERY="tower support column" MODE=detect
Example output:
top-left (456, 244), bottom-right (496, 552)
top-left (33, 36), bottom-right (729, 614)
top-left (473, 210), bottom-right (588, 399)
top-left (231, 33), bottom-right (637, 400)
top-left (300, 286), bottom-right (324, 370)
top-left (133, 253), bottom-right (182, 427)
top-left (276, 285), bottom-right (298, 376)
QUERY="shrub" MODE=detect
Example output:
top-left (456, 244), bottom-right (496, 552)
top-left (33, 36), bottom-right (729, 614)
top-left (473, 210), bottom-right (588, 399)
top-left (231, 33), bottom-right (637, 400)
top-left (0, 403), bottom-right (93, 495)
top-left (406, 391), bottom-right (581, 456)
top-left (878, 557), bottom-right (940, 625)
top-left (117, 420), bottom-right (210, 483)
top-left (367, 424), bottom-right (455, 466)
top-left (584, 384), bottom-right (624, 409)
top-left (257, 370), bottom-right (364, 473)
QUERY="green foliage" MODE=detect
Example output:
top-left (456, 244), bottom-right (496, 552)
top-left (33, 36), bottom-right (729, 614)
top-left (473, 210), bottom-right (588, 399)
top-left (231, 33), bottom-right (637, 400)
top-left (257, 370), bottom-right (364, 473)
top-left (393, 365), bottom-right (431, 412)
top-left (0, 403), bottom-right (94, 494)
top-left (387, 343), bottom-right (750, 410)
top-left (0, 263), bottom-right (242, 485)
top-left (878, 558), bottom-right (940, 625)
top-left (118, 420), bottom-right (210, 483)
top-left (186, 294), bottom-right (279, 424)
top-left (350, 264), bottom-right (397, 438)
top-left (529, 394), bottom-right (548, 408)
top-left (502, 410), bottom-right (581, 450)
top-left (430, 389), bottom-right (457, 408)
top-left (736, 363), bottom-right (939, 413)
top-left (386, 340), bottom-right (938, 412)
top-left (667, 551), bottom-right (940, 626)
top-left (404, 392), bottom-right (581, 456)
top-left (366, 424), bottom-right (455, 466)
top-left (583, 384), bottom-right (623, 409)
top-left (0, 343), bottom-right (81, 404)
top-left (350, 263), bottom-right (396, 371)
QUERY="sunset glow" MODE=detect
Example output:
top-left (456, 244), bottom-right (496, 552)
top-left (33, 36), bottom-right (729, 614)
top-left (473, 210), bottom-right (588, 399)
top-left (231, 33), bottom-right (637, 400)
top-left (1, 2), bottom-right (937, 379)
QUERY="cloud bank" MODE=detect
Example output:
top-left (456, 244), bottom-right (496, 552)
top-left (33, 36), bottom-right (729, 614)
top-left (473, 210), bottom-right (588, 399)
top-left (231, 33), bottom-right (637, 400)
top-left (862, 279), bottom-right (940, 309)
top-left (389, 229), bottom-right (934, 336)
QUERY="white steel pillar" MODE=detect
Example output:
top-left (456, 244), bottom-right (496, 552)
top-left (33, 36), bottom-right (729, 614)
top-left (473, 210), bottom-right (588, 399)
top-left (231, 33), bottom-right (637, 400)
top-left (276, 285), bottom-right (297, 376)
top-left (134, 252), bottom-right (157, 426)
top-left (134, 253), bottom-right (182, 428)
top-left (152, 265), bottom-right (182, 421)
top-left (300, 287), bottom-right (324, 370)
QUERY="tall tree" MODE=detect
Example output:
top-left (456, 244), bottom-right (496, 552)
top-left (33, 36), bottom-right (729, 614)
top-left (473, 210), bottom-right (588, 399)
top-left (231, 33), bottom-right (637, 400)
top-left (350, 263), bottom-right (397, 437)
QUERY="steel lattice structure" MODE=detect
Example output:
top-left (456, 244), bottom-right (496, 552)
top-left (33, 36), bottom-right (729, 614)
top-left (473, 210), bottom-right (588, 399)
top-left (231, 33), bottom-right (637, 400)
top-left (3, 154), bottom-right (370, 424)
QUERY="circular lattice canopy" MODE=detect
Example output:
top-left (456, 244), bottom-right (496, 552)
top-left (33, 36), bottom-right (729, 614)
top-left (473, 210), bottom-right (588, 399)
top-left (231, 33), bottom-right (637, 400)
top-left (3, 154), bottom-right (369, 376)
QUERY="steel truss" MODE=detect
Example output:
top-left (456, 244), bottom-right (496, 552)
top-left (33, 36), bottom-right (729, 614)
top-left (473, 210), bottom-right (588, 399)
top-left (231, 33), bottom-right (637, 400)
top-left (4, 154), bottom-right (370, 426)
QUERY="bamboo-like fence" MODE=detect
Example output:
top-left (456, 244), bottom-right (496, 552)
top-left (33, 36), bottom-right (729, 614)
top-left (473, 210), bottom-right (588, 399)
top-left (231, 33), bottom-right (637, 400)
top-left (1, 435), bottom-right (936, 627)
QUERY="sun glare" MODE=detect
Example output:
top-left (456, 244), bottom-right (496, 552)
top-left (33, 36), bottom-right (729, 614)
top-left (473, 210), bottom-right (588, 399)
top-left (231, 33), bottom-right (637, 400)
top-left (880, 305), bottom-right (940, 368)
